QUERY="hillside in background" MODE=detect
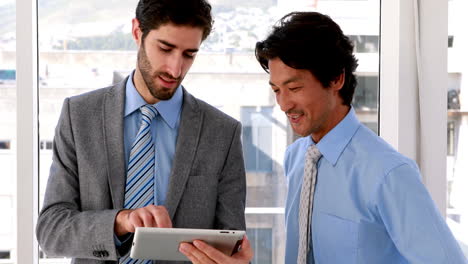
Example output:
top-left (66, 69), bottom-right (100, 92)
top-left (1, 0), bottom-right (277, 52)
top-left (0, 0), bottom-right (136, 36)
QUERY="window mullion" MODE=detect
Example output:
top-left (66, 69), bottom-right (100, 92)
top-left (16, 0), bottom-right (39, 262)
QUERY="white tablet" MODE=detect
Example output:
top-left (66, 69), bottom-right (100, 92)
top-left (129, 227), bottom-right (245, 261)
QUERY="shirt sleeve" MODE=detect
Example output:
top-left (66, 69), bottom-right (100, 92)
top-left (375, 163), bottom-right (466, 263)
top-left (114, 233), bottom-right (132, 247)
top-left (113, 233), bottom-right (134, 257)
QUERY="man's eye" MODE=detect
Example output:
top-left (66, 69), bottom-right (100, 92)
top-left (184, 53), bottom-right (195, 59)
top-left (289, 87), bottom-right (301, 91)
top-left (160, 47), bottom-right (170, 52)
top-left (272, 89), bottom-right (279, 93)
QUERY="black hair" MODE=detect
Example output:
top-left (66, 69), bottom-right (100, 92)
top-left (255, 12), bottom-right (358, 106)
top-left (135, 0), bottom-right (213, 41)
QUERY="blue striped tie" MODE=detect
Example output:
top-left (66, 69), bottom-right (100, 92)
top-left (120, 105), bottom-right (157, 264)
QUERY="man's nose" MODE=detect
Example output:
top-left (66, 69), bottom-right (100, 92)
top-left (277, 93), bottom-right (294, 113)
top-left (166, 54), bottom-right (183, 79)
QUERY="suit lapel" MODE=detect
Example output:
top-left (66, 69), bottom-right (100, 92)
top-left (166, 88), bottom-right (203, 219)
top-left (103, 78), bottom-right (127, 209)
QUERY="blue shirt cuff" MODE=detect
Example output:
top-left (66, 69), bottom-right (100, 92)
top-left (114, 232), bottom-right (132, 248)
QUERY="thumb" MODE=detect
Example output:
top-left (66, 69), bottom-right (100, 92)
top-left (234, 235), bottom-right (253, 260)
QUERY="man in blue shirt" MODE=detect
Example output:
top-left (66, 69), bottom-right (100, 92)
top-left (36, 0), bottom-right (248, 263)
top-left (252, 11), bottom-right (467, 264)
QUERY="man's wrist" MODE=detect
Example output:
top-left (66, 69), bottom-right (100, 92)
top-left (114, 209), bottom-right (131, 236)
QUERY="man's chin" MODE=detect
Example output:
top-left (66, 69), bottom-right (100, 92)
top-left (152, 91), bottom-right (175, 101)
top-left (154, 93), bottom-right (174, 101)
top-left (292, 129), bottom-right (307, 137)
top-left (291, 126), bottom-right (311, 138)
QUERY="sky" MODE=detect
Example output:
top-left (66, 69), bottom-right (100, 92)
top-left (0, 0), bottom-right (14, 7)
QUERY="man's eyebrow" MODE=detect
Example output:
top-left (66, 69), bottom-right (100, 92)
top-left (158, 39), bottom-right (176, 48)
top-left (269, 77), bottom-right (301, 87)
top-left (158, 39), bottom-right (199, 53)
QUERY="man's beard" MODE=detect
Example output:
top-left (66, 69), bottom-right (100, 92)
top-left (137, 45), bottom-right (181, 101)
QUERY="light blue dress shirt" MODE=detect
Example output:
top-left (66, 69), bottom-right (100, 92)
top-left (284, 108), bottom-right (467, 264)
top-left (114, 72), bottom-right (182, 248)
top-left (124, 71), bottom-right (182, 206)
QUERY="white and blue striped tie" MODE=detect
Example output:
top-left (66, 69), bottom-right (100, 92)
top-left (120, 104), bottom-right (157, 264)
top-left (297, 144), bottom-right (322, 264)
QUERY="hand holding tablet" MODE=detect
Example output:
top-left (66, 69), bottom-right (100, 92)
top-left (130, 227), bottom-right (248, 262)
top-left (179, 235), bottom-right (253, 264)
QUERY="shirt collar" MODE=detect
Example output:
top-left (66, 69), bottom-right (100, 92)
top-left (124, 70), bottom-right (183, 129)
top-left (312, 107), bottom-right (361, 166)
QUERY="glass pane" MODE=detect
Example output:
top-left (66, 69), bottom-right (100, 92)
top-left (447, 0), bottom-right (468, 258)
top-left (38, 0), bottom-right (137, 262)
top-left (0, 0), bottom-right (16, 262)
top-left (185, 0), bottom-right (380, 262)
top-left (37, 0), bottom-right (380, 263)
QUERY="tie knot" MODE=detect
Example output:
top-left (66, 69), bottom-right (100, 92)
top-left (140, 105), bottom-right (157, 122)
top-left (306, 144), bottom-right (322, 163)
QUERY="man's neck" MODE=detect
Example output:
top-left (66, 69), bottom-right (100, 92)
top-left (133, 68), bottom-right (159, 104)
top-left (311, 104), bottom-right (351, 143)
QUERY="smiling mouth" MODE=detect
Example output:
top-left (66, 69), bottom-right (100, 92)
top-left (286, 112), bottom-right (304, 124)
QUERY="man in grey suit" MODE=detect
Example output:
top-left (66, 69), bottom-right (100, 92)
top-left (36, 0), bottom-right (250, 263)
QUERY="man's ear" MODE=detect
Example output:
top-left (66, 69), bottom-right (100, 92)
top-left (331, 71), bottom-right (345, 91)
top-left (132, 18), bottom-right (143, 48)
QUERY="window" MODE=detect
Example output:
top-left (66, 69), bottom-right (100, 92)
top-left (0, 250), bottom-right (11, 259)
top-left (34, 0), bottom-right (380, 263)
top-left (448, 35), bottom-right (454, 48)
top-left (354, 76), bottom-right (379, 110)
top-left (0, 196), bottom-right (13, 259)
top-left (447, 0), bottom-right (468, 257)
top-left (349, 35), bottom-right (379, 53)
top-left (353, 75), bottom-right (379, 133)
top-left (241, 107), bottom-right (274, 173)
top-left (0, 0), bottom-right (16, 262)
top-left (195, 1), bottom-right (381, 261)
top-left (447, 121), bottom-right (455, 156)
top-left (0, 69), bottom-right (16, 84)
top-left (0, 140), bottom-right (11, 150)
top-left (246, 228), bottom-right (273, 264)
top-left (39, 140), bottom-right (53, 150)
top-left (17, 0), bottom-right (468, 262)
top-left (38, 1), bottom-right (137, 262)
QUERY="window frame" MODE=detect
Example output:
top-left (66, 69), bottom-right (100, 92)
top-left (379, 0), bottom-right (448, 214)
top-left (16, 0), bottom-right (39, 262)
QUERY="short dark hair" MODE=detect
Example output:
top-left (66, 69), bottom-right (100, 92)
top-left (136, 0), bottom-right (213, 41)
top-left (255, 12), bottom-right (358, 106)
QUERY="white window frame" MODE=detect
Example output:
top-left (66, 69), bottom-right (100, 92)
top-left (380, 0), bottom-right (448, 215)
top-left (15, 0), bottom-right (449, 262)
top-left (16, 0), bottom-right (39, 263)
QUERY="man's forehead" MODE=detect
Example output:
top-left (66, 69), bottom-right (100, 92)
top-left (148, 23), bottom-right (203, 36)
top-left (269, 75), bottom-right (303, 87)
top-left (145, 24), bottom-right (202, 50)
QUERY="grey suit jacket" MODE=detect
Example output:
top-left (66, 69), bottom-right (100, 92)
top-left (36, 77), bottom-right (246, 263)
